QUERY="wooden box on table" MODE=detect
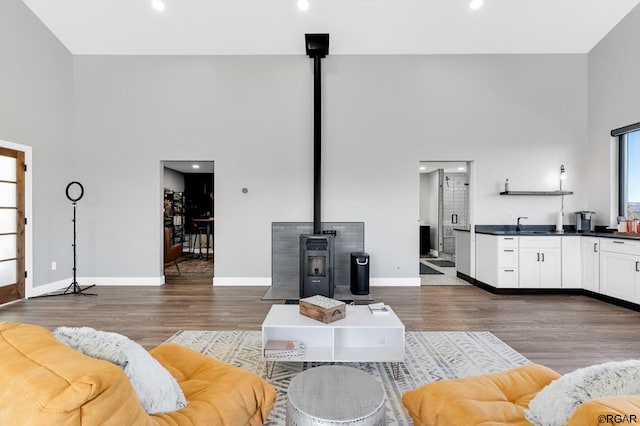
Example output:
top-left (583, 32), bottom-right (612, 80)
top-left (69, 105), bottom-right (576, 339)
top-left (299, 295), bottom-right (346, 324)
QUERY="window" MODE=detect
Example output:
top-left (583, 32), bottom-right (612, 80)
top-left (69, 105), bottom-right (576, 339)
top-left (614, 123), bottom-right (640, 220)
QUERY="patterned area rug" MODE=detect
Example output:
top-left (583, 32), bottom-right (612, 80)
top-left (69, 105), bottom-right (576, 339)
top-left (165, 256), bottom-right (213, 276)
top-left (166, 331), bottom-right (529, 424)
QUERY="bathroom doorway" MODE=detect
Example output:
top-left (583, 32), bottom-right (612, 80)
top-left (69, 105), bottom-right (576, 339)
top-left (162, 161), bottom-right (214, 283)
top-left (419, 161), bottom-right (471, 284)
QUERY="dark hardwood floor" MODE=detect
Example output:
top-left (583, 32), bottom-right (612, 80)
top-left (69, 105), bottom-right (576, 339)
top-left (1, 281), bottom-right (639, 374)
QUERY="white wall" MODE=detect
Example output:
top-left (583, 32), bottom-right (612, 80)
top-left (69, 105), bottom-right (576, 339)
top-left (163, 167), bottom-right (185, 193)
top-left (0, 0), bottom-right (73, 289)
top-left (588, 5), bottom-right (640, 225)
top-left (72, 54), bottom-right (588, 283)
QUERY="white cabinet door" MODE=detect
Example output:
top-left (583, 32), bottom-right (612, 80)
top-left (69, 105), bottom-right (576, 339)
top-left (519, 248), bottom-right (541, 288)
top-left (581, 237), bottom-right (600, 292)
top-left (540, 248), bottom-right (561, 288)
top-left (599, 251), bottom-right (638, 302)
top-left (561, 237), bottom-right (582, 289)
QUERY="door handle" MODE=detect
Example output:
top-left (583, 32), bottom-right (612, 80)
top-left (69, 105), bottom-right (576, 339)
top-left (636, 261), bottom-right (639, 272)
top-left (613, 241), bottom-right (625, 244)
top-left (537, 253), bottom-right (540, 262)
top-left (452, 214), bottom-right (458, 224)
top-left (504, 249), bottom-right (514, 253)
top-left (594, 243), bottom-right (598, 253)
top-left (541, 252), bottom-right (545, 262)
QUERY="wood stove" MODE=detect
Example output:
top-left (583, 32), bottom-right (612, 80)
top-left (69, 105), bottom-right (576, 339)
top-left (300, 234), bottom-right (334, 298)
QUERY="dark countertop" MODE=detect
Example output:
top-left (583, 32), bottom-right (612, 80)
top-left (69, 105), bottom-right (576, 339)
top-left (474, 225), bottom-right (640, 241)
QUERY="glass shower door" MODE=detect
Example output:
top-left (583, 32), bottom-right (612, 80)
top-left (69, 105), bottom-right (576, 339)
top-left (440, 172), bottom-right (469, 262)
top-left (0, 147), bottom-right (25, 304)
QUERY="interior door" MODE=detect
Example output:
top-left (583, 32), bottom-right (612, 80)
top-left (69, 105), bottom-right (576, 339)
top-left (0, 147), bottom-right (25, 304)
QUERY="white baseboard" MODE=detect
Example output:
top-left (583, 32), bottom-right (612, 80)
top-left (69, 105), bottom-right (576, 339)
top-left (28, 276), bottom-right (165, 297)
top-left (29, 276), bottom-right (417, 293)
top-left (370, 277), bottom-right (421, 287)
top-left (213, 277), bottom-right (272, 286)
top-left (27, 278), bottom-right (73, 298)
top-left (78, 277), bottom-right (164, 286)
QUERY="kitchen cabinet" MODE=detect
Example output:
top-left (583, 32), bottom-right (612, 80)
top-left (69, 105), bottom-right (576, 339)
top-left (518, 237), bottom-right (561, 288)
top-left (475, 232), bottom-right (640, 306)
top-left (580, 237), bottom-right (600, 292)
top-left (599, 238), bottom-right (640, 303)
top-left (476, 234), bottom-right (519, 288)
top-left (561, 237), bottom-right (582, 289)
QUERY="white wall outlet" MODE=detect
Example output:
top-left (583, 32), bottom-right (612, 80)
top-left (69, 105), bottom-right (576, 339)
top-left (51, 261), bottom-right (57, 271)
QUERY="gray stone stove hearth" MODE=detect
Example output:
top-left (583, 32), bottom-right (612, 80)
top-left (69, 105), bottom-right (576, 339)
top-left (263, 222), bottom-right (371, 301)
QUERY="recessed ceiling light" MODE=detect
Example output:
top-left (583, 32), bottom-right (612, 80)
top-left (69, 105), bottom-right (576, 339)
top-left (297, 0), bottom-right (309, 11)
top-left (458, 167), bottom-right (465, 171)
top-left (470, 0), bottom-right (483, 10)
top-left (192, 164), bottom-right (200, 169)
top-left (152, 0), bottom-right (165, 12)
top-left (419, 166), bottom-right (426, 171)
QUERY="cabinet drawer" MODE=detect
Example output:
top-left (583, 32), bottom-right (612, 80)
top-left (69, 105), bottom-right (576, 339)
top-left (519, 236), bottom-right (561, 249)
top-left (497, 249), bottom-right (518, 267)
top-left (498, 268), bottom-right (519, 288)
top-left (600, 238), bottom-right (640, 256)
top-left (498, 237), bottom-right (518, 248)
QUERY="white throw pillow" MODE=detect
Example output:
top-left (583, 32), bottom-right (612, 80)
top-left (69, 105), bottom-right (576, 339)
top-left (54, 326), bottom-right (187, 414)
top-left (525, 359), bottom-right (640, 426)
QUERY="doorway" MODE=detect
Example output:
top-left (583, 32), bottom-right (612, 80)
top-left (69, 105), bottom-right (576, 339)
top-left (419, 161), bottom-right (471, 284)
top-left (162, 161), bottom-right (214, 283)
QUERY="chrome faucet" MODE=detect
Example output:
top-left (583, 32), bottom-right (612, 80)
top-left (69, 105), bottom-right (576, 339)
top-left (516, 217), bottom-right (528, 233)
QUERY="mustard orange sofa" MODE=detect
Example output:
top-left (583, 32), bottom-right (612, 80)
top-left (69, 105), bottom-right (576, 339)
top-left (402, 363), bottom-right (640, 426)
top-left (0, 322), bottom-right (276, 425)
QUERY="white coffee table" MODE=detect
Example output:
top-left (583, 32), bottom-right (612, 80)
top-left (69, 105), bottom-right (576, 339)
top-left (286, 365), bottom-right (386, 425)
top-left (262, 304), bottom-right (404, 378)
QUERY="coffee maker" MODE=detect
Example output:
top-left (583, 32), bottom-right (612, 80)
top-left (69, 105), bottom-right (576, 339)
top-left (575, 211), bottom-right (596, 232)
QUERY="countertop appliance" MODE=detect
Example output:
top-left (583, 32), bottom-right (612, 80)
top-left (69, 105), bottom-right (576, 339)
top-left (575, 211), bottom-right (596, 232)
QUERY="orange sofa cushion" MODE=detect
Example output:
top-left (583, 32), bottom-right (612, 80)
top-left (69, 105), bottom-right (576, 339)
top-left (0, 322), bottom-right (276, 425)
top-left (149, 342), bottom-right (276, 425)
top-left (402, 364), bottom-right (560, 426)
top-left (567, 395), bottom-right (640, 426)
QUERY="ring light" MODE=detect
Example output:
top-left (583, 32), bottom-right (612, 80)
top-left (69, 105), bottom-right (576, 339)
top-left (65, 181), bottom-right (84, 202)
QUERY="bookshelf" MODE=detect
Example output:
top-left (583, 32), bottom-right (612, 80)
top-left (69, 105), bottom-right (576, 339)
top-left (164, 190), bottom-right (185, 246)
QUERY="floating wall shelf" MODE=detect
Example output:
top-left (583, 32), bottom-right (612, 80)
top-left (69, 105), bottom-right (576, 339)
top-left (499, 190), bottom-right (574, 196)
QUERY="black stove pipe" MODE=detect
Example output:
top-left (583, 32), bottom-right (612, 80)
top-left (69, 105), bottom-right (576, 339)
top-left (305, 33), bottom-right (329, 235)
top-left (313, 55), bottom-right (321, 234)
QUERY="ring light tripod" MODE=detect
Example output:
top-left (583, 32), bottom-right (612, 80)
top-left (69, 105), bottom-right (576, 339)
top-left (38, 182), bottom-right (96, 297)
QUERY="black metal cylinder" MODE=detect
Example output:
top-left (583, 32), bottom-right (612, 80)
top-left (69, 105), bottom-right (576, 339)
top-left (350, 252), bottom-right (370, 295)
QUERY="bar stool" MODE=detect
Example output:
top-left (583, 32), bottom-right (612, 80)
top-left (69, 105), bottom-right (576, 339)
top-left (192, 222), bottom-right (209, 259)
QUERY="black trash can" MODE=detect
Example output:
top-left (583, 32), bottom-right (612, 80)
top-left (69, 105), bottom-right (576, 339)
top-left (350, 252), bottom-right (370, 295)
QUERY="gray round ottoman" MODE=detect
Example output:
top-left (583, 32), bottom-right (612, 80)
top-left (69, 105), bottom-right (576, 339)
top-left (286, 365), bottom-right (386, 425)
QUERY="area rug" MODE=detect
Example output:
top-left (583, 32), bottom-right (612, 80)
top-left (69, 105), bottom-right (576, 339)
top-left (419, 263), bottom-right (443, 275)
top-left (166, 330), bottom-right (529, 424)
top-left (426, 259), bottom-right (456, 267)
top-left (165, 255), bottom-right (213, 276)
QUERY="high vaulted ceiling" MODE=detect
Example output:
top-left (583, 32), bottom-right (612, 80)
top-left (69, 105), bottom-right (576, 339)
top-left (21, 0), bottom-right (640, 55)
